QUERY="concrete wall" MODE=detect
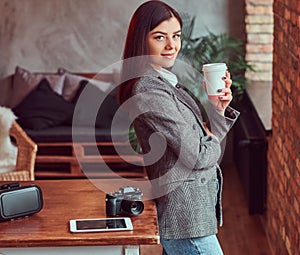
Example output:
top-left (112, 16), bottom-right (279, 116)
top-left (0, 0), bottom-right (245, 77)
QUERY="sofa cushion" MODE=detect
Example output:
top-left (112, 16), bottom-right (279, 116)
top-left (58, 68), bottom-right (112, 101)
top-left (70, 80), bottom-right (130, 130)
top-left (9, 66), bottom-right (65, 108)
top-left (13, 78), bottom-right (74, 130)
top-left (58, 69), bottom-right (85, 102)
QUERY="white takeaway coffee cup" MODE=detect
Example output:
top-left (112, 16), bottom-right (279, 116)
top-left (202, 63), bottom-right (227, 96)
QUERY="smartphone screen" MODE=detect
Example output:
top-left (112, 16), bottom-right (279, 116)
top-left (76, 218), bottom-right (126, 230)
top-left (69, 217), bottom-right (133, 232)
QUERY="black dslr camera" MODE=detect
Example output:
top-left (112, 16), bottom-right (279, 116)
top-left (105, 187), bottom-right (144, 216)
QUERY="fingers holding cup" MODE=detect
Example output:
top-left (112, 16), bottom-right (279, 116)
top-left (222, 71), bottom-right (232, 88)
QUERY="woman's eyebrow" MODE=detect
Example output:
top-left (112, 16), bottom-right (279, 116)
top-left (173, 30), bottom-right (182, 34)
top-left (151, 29), bottom-right (181, 35)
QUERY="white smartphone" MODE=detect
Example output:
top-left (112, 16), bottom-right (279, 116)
top-left (69, 217), bottom-right (133, 233)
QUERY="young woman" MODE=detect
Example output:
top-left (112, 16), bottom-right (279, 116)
top-left (117, 1), bottom-right (239, 254)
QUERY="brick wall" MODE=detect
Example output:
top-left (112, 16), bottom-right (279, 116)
top-left (245, 0), bottom-right (273, 82)
top-left (266, 0), bottom-right (300, 254)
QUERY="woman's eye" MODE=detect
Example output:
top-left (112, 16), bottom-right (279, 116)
top-left (173, 34), bottom-right (181, 39)
top-left (155, 35), bottom-right (165, 41)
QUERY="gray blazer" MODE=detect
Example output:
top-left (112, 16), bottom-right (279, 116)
top-left (127, 68), bottom-right (239, 239)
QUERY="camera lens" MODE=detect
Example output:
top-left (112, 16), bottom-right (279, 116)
top-left (121, 200), bottom-right (144, 216)
top-left (130, 201), bottom-right (144, 215)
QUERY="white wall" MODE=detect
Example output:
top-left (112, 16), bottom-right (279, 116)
top-left (0, 0), bottom-right (244, 78)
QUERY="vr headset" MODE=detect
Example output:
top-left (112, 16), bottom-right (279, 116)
top-left (0, 182), bottom-right (43, 221)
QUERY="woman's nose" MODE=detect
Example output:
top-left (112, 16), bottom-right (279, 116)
top-left (165, 38), bottom-right (175, 49)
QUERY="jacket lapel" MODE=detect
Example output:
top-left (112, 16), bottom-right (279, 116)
top-left (173, 86), bottom-right (208, 134)
top-left (146, 68), bottom-right (207, 134)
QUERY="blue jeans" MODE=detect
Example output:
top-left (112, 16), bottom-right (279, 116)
top-left (161, 235), bottom-right (223, 255)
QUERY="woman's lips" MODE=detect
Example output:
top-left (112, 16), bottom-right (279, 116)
top-left (161, 53), bottom-right (175, 59)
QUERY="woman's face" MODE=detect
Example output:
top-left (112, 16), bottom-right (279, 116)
top-left (147, 16), bottom-right (181, 69)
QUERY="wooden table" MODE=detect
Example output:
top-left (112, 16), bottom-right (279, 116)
top-left (0, 179), bottom-right (159, 255)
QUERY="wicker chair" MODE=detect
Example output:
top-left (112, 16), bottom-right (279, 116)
top-left (0, 121), bottom-right (37, 181)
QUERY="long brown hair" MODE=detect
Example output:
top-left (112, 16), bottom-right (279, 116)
top-left (117, 0), bottom-right (182, 104)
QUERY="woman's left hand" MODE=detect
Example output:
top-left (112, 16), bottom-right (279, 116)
top-left (207, 70), bottom-right (233, 115)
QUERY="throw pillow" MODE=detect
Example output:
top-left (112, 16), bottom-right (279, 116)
top-left (58, 68), bottom-right (112, 102)
top-left (13, 79), bottom-right (74, 130)
top-left (70, 80), bottom-right (129, 130)
top-left (61, 73), bottom-right (86, 102)
top-left (9, 66), bottom-right (65, 108)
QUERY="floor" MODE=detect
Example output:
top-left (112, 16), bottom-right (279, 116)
top-left (140, 163), bottom-right (272, 255)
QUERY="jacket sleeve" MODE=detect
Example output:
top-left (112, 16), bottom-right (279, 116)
top-left (204, 102), bottom-right (240, 142)
top-left (126, 77), bottom-right (222, 171)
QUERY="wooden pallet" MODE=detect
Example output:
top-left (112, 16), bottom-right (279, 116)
top-left (34, 142), bottom-right (146, 179)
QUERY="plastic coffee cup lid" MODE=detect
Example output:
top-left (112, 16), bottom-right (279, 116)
top-left (202, 63), bottom-right (227, 72)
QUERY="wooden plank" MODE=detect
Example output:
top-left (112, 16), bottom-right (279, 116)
top-left (35, 155), bottom-right (143, 163)
top-left (34, 142), bottom-right (146, 179)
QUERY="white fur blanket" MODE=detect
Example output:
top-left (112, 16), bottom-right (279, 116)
top-left (0, 106), bottom-right (18, 173)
